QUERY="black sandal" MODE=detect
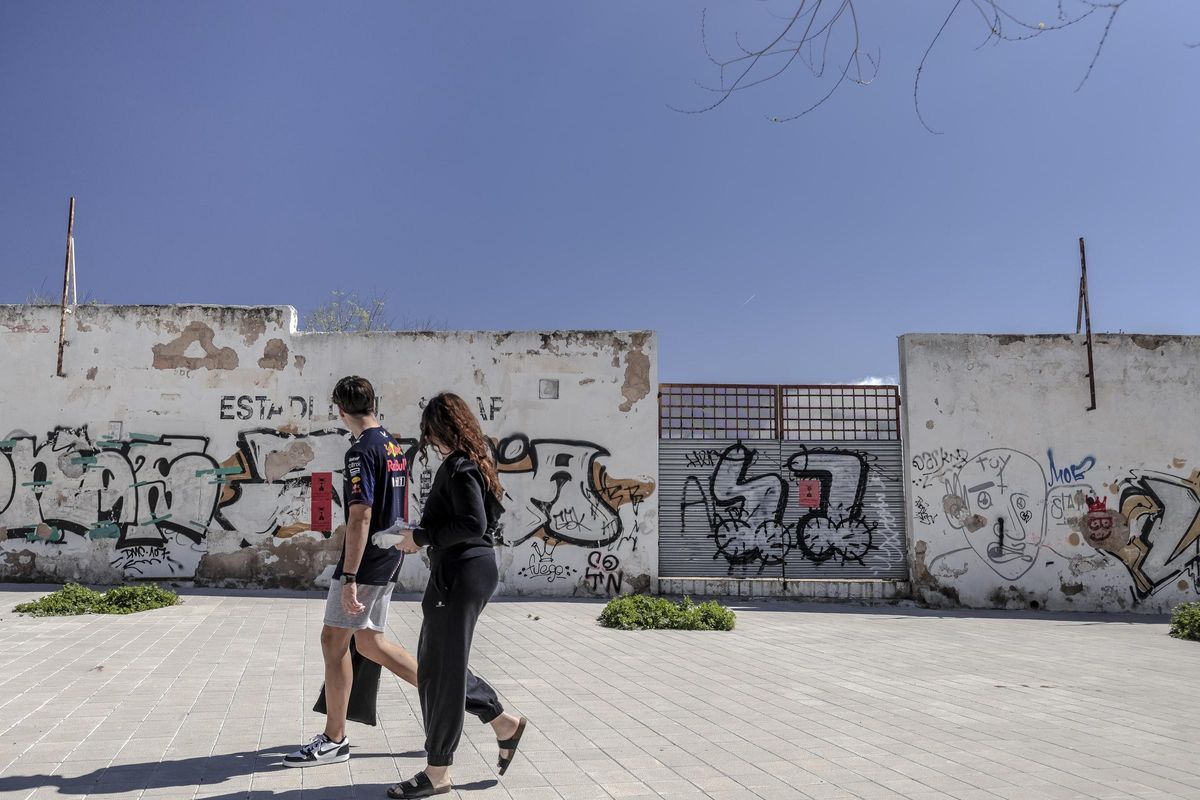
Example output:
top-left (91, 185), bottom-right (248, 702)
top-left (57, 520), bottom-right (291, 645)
top-left (387, 771), bottom-right (451, 798)
top-left (496, 716), bottom-right (528, 776)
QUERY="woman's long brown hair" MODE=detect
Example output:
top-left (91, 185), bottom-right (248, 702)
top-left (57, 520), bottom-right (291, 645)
top-left (417, 393), bottom-right (503, 499)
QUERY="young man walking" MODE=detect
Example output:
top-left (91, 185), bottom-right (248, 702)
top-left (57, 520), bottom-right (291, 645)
top-left (285, 376), bottom-right (418, 767)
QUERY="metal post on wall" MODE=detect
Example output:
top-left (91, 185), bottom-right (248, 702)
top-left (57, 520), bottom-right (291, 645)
top-left (55, 197), bottom-right (76, 378)
top-left (774, 386), bottom-right (783, 439)
top-left (1076, 237), bottom-right (1097, 412)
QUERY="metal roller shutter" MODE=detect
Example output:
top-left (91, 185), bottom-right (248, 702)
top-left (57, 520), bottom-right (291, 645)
top-left (658, 384), bottom-right (908, 579)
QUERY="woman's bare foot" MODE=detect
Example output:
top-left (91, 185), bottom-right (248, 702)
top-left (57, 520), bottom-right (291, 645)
top-left (490, 712), bottom-right (522, 760)
top-left (423, 764), bottom-right (452, 790)
top-left (387, 768), bottom-right (451, 799)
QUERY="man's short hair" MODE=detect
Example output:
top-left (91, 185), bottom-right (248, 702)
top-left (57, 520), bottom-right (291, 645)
top-left (332, 376), bottom-right (376, 417)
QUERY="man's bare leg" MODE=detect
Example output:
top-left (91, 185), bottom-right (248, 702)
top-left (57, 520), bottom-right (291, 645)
top-left (321, 625), bottom-right (355, 742)
top-left (353, 628), bottom-right (418, 685)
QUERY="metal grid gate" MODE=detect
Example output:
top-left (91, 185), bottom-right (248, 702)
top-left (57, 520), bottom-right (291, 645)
top-left (659, 385), bottom-right (907, 579)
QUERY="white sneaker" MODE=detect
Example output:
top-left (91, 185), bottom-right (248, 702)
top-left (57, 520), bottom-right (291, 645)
top-left (283, 733), bottom-right (350, 767)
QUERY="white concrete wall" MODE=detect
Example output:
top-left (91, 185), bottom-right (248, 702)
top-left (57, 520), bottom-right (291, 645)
top-left (900, 333), bottom-right (1200, 613)
top-left (0, 305), bottom-right (658, 596)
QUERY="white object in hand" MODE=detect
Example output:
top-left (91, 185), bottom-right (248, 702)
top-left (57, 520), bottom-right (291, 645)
top-left (372, 522), bottom-right (412, 550)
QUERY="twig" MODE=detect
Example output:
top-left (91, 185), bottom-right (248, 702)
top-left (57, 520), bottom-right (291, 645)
top-left (678, 0), bottom-right (1139, 130)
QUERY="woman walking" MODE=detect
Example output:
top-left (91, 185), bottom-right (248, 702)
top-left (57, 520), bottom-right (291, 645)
top-left (386, 393), bottom-right (527, 799)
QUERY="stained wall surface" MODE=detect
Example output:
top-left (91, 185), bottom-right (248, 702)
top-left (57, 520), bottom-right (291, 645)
top-left (900, 333), bottom-right (1200, 613)
top-left (0, 305), bottom-right (657, 596)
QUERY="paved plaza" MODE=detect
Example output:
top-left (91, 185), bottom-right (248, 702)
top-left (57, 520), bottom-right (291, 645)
top-left (0, 586), bottom-right (1198, 800)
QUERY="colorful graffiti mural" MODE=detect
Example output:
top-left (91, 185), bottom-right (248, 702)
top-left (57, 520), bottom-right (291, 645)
top-left (0, 427), bottom-right (222, 576)
top-left (0, 425), bottom-right (654, 591)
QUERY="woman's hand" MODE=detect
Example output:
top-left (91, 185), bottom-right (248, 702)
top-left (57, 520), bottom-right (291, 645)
top-left (396, 529), bottom-right (421, 554)
top-left (372, 523), bottom-right (417, 551)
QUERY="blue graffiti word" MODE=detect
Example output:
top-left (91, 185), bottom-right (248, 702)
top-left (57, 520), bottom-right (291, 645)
top-left (1047, 449), bottom-right (1096, 487)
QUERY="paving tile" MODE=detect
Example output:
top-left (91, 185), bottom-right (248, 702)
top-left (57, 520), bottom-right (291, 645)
top-left (0, 588), bottom-right (1194, 800)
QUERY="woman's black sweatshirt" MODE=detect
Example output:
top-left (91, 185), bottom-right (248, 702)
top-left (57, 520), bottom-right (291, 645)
top-left (411, 452), bottom-right (503, 562)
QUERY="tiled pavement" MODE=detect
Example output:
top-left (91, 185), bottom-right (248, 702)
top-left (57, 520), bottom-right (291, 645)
top-left (1, 586), bottom-right (1198, 800)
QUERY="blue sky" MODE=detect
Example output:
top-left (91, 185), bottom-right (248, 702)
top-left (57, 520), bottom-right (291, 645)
top-left (2, 2), bottom-right (1197, 383)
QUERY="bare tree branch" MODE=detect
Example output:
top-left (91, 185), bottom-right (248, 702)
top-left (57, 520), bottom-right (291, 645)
top-left (1075, 2), bottom-right (1123, 90)
top-left (677, 0), bottom-right (1170, 131)
top-left (914, 0), bottom-right (964, 135)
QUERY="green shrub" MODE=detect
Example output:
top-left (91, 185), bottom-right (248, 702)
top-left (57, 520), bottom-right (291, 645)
top-left (599, 594), bottom-right (736, 631)
top-left (1169, 601), bottom-right (1200, 642)
top-left (13, 583), bottom-right (104, 616)
top-left (14, 583), bottom-right (179, 617)
top-left (100, 584), bottom-right (180, 614)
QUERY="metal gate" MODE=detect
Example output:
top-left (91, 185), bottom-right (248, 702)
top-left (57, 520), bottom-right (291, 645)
top-left (659, 384), bottom-right (907, 579)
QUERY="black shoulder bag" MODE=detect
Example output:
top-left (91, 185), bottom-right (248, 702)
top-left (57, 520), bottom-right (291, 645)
top-left (312, 634), bottom-right (382, 726)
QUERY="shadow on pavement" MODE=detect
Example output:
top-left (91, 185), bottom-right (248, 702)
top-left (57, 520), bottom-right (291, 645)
top-left (699, 598), bottom-right (1170, 624)
top-left (180, 779), bottom-right (500, 799)
top-left (0, 582), bottom-right (1167, 624)
top-left (456, 779), bottom-right (502, 791)
top-left (0, 746), bottom-right (426, 795)
top-left (0, 583), bottom-right (63, 594)
top-left (0, 582), bottom-right (608, 604)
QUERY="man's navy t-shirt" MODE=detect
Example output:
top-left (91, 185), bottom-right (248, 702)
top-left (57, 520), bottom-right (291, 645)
top-left (333, 427), bottom-right (409, 585)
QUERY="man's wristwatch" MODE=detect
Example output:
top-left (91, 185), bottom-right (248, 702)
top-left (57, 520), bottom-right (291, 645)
top-left (341, 572), bottom-right (357, 585)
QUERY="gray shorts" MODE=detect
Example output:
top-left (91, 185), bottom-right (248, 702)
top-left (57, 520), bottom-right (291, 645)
top-left (323, 581), bottom-right (396, 632)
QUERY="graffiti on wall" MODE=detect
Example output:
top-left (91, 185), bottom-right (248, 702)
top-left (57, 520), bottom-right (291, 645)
top-left (0, 425), bottom-right (417, 578)
top-left (910, 447), bottom-right (968, 489)
top-left (216, 428), bottom-right (417, 540)
top-left (517, 539), bottom-right (577, 583)
top-left (1, 424), bottom-right (653, 592)
top-left (483, 434), bottom-right (654, 595)
top-left (584, 551), bottom-right (623, 594)
top-left (494, 434), bottom-right (654, 549)
top-left (1106, 470), bottom-right (1200, 598)
top-left (939, 449), bottom-right (1049, 581)
top-left (916, 444), bottom-right (1200, 603)
top-left (679, 440), bottom-right (904, 576)
top-left (0, 427), bottom-right (223, 576)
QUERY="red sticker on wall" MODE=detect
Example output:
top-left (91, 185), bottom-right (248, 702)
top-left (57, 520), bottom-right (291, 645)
top-left (311, 501), bottom-right (333, 532)
top-left (311, 471), bottom-right (333, 532)
top-left (311, 471), bottom-right (333, 499)
top-left (797, 479), bottom-right (822, 509)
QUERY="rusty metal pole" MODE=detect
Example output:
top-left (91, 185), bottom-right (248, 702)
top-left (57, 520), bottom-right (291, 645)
top-left (55, 197), bottom-right (75, 378)
top-left (1079, 237), bottom-right (1097, 411)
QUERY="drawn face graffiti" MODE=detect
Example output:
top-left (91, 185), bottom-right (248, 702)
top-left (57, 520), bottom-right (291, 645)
top-left (1085, 510), bottom-right (1120, 547)
top-left (1076, 496), bottom-right (1130, 554)
top-left (942, 449), bottom-right (1048, 581)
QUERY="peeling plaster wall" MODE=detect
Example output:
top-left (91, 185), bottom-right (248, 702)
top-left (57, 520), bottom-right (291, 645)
top-left (0, 305), bottom-right (658, 596)
top-left (900, 333), bottom-right (1200, 613)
